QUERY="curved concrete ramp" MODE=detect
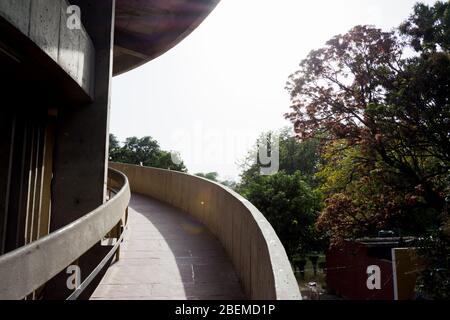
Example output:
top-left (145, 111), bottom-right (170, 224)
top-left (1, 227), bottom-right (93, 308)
top-left (91, 194), bottom-right (245, 300)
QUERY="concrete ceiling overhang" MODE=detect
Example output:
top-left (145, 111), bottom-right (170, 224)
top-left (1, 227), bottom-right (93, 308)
top-left (113, 0), bottom-right (220, 76)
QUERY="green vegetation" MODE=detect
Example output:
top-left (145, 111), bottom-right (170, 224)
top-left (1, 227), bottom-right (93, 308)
top-left (109, 134), bottom-right (187, 172)
top-left (195, 172), bottom-right (219, 182)
top-left (237, 130), bottom-right (325, 258)
top-left (237, 1), bottom-right (450, 299)
top-left (239, 170), bottom-right (323, 259)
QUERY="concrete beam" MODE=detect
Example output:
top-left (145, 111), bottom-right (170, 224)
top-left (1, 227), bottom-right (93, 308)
top-left (0, 0), bottom-right (95, 97)
top-left (0, 0), bottom-right (31, 35)
top-left (29, 0), bottom-right (61, 62)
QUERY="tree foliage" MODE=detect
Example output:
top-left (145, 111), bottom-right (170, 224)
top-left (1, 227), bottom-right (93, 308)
top-left (315, 141), bottom-right (440, 244)
top-left (285, 21), bottom-right (449, 243)
top-left (400, 1), bottom-right (450, 53)
top-left (109, 134), bottom-right (187, 172)
top-left (240, 171), bottom-right (324, 259)
top-left (239, 128), bottom-right (321, 188)
top-left (284, 1), bottom-right (450, 299)
top-left (195, 172), bottom-right (237, 189)
top-left (195, 172), bottom-right (219, 182)
top-left (238, 129), bottom-right (325, 260)
top-left (416, 229), bottom-right (450, 300)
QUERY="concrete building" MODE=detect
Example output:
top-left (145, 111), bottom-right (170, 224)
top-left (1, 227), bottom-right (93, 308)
top-left (0, 0), bottom-right (300, 300)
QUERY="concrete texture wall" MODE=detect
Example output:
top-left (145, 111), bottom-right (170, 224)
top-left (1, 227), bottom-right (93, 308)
top-left (0, 0), bottom-right (95, 96)
top-left (110, 163), bottom-right (301, 300)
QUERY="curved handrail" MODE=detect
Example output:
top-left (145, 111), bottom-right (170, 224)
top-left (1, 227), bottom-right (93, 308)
top-left (0, 168), bottom-right (130, 300)
top-left (110, 162), bottom-right (301, 300)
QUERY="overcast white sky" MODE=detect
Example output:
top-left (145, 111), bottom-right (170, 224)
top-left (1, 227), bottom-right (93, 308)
top-left (110, 0), bottom-right (437, 181)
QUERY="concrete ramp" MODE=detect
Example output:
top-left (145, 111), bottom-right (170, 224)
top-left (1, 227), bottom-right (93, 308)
top-left (91, 194), bottom-right (245, 300)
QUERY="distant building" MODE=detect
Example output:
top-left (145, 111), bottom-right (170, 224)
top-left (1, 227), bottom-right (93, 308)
top-left (326, 237), bottom-right (423, 300)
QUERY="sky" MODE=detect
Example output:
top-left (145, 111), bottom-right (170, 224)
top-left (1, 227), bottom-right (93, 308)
top-left (110, 0), bottom-right (437, 181)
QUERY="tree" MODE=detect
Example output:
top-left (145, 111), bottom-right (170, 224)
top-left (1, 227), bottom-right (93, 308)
top-left (109, 133), bottom-right (121, 160)
top-left (399, 1), bottom-right (450, 53)
top-left (285, 4), bottom-right (450, 298)
top-left (239, 128), bottom-right (321, 188)
top-left (315, 141), bottom-right (440, 244)
top-left (109, 133), bottom-right (120, 151)
top-left (196, 172), bottom-right (238, 189)
top-left (118, 136), bottom-right (160, 166)
top-left (239, 171), bottom-right (324, 260)
top-left (416, 229), bottom-right (450, 300)
top-left (285, 24), bottom-right (449, 242)
top-left (237, 129), bottom-right (325, 260)
top-left (195, 172), bottom-right (219, 182)
top-left (153, 150), bottom-right (187, 172)
top-left (399, 1), bottom-right (450, 299)
top-left (220, 180), bottom-right (238, 190)
top-left (109, 134), bottom-right (187, 172)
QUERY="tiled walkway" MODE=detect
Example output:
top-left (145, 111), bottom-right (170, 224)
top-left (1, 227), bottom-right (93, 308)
top-left (91, 194), bottom-right (245, 300)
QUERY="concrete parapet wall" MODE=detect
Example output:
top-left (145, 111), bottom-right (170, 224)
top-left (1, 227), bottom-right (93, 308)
top-left (110, 162), bottom-right (301, 300)
top-left (0, 0), bottom-right (94, 96)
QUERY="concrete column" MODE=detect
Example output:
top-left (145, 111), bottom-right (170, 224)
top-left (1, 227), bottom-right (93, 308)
top-left (46, 0), bottom-right (115, 299)
top-left (51, 0), bottom-right (115, 230)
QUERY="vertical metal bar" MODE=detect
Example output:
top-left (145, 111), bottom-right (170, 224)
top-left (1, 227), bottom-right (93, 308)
top-left (24, 122), bottom-right (37, 245)
top-left (31, 122), bottom-right (45, 242)
top-left (38, 121), bottom-right (55, 239)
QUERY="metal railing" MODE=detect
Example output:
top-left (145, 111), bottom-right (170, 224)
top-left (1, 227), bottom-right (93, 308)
top-left (0, 168), bottom-right (130, 300)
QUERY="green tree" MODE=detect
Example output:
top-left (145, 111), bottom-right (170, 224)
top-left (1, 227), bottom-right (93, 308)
top-left (195, 172), bottom-right (219, 182)
top-left (399, 1), bottom-right (450, 299)
top-left (196, 172), bottom-right (238, 189)
top-left (416, 229), bottom-right (450, 300)
top-left (153, 150), bottom-right (187, 171)
top-left (315, 141), bottom-right (440, 244)
top-left (109, 133), bottom-right (121, 160)
top-left (399, 1), bottom-right (450, 53)
top-left (286, 3), bottom-right (450, 299)
top-left (220, 179), bottom-right (238, 190)
top-left (109, 134), bottom-right (187, 172)
top-left (240, 171), bottom-right (324, 260)
top-left (237, 129), bottom-right (325, 259)
top-left (285, 24), bottom-right (449, 241)
top-left (239, 128), bottom-right (321, 189)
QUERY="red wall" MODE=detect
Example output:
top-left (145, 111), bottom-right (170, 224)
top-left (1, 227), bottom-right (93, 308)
top-left (326, 242), bottom-right (394, 300)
